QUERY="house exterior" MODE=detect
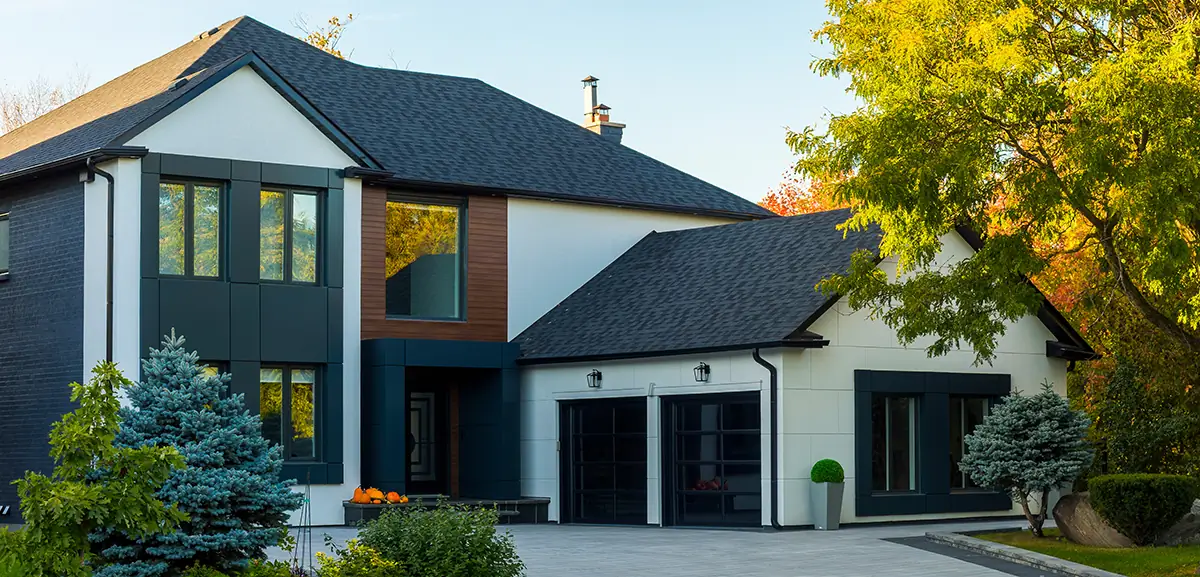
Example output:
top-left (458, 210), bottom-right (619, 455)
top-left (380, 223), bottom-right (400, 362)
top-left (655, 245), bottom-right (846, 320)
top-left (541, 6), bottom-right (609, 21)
top-left (0, 16), bottom-right (1092, 528)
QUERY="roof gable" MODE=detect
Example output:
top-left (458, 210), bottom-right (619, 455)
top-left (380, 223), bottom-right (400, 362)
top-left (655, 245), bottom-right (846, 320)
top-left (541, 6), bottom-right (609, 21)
top-left (0, 16), bottom-right (772, 218)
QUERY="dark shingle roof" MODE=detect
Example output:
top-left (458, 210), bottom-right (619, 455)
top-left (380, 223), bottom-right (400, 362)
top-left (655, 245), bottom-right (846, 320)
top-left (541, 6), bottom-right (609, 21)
top-left (0, 17), bottom-right (772, 218)
top-left (515, 209), bottom-right (880, 362)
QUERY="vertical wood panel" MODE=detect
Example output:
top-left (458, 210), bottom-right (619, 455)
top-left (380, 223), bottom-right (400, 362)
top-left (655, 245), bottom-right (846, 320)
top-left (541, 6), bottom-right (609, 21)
top-left (361, 186), bottom-right (508, 341)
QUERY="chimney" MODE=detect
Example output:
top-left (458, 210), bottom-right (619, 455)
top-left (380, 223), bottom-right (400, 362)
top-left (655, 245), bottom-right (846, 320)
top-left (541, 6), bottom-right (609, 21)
top-left (581, 75), bottom-right (625, 144)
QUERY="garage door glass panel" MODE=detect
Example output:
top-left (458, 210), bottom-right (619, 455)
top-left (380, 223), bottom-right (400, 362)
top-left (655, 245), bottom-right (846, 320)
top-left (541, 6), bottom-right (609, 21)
top-left (562, 400), bottom-right (648, 525)
top-left (667, 394), bottom-right (762, 527)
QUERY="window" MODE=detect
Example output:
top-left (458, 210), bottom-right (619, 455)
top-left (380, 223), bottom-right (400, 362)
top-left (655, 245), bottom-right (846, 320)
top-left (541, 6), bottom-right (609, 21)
top-left (0, 212), bottom-right (9, 276)
top-left (870, 395), bottom-right (917, 493)
top-left (950, 397), bottom-right (991, 489)
top-left (159, 181), bottom-right (221, 277)
top-left (260, 189), bottom-right (319, 283)
top-left (384, 199), bottom-right (463, 319)
top-left (260, 366), bottom-right (318, 460)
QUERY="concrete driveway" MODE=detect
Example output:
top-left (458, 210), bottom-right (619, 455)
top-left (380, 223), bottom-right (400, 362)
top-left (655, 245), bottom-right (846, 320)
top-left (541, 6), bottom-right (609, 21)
top-left (272, 519), bottom-right (1061, 577)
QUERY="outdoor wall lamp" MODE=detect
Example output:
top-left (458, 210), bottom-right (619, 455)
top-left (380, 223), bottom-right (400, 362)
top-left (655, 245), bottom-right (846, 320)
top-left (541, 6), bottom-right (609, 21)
top-left (694, 362), bottom-right (711, 382)
top-left (587, 369), bottom-right (602, 388)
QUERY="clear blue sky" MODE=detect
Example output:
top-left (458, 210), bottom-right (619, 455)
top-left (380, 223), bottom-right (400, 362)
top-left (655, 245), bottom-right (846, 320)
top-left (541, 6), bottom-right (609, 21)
top-left (0, 1), bottom-right (854, 202)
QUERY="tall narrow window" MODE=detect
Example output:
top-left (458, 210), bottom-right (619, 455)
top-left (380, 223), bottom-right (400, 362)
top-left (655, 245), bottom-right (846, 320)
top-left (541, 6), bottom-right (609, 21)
top-left (259, 365), bottom-right (318, 461)
top-left (260, 188), bottom-right (319, 283)
top-left (871, 395), bottom-right (917, 492)
top-left (159, 181), bottom-right (222, 277)
top-left (950, 397), bottom-right (991, 489)
top-left (384, 199), bottom-right (463, 319)
top-left (0, 212), bottom-right (10, 276)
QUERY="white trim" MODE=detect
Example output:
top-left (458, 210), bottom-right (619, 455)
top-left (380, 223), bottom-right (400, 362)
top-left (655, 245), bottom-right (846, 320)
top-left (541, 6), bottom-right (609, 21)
top-left (111, 158), bottom-right (142, 379)
top-left (81, 171), bottom-right (107, 376)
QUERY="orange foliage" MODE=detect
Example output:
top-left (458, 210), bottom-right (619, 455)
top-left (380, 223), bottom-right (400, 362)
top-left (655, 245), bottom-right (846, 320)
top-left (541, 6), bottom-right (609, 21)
top-left (759, 173), bottom-right (849, 216)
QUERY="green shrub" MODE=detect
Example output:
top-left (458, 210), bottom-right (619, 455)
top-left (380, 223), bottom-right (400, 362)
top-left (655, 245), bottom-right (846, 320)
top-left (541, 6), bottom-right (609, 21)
top-left (0, 528), bottom-right (33, 577)
top-left (317, 539), bottom-right (404, 577)
top-left (810, 459), bottom-right (845, 483)
top-left (359, 501), bottom-right (523, 577)
top-left (238, 559), bottom-right (295, 577)
top-left (1089, 473), bottom-right (1200, 545)
top-left (180, 565), bottom-right (229, 577)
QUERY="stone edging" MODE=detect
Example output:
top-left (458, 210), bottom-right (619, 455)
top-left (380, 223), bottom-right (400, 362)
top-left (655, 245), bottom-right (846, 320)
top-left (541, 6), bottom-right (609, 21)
top-left (925, 531), bottom-right (1127, 577)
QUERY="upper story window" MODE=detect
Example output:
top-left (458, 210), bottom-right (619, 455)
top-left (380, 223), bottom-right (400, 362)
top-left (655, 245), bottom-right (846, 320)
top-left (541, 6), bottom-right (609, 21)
top-left (260, 188), bottom-right (319, 283)
top-left (385, 198), bottom-right (464, 319)
top-left (159, 181), bottom-right (222, 277)
top-left (0, 212), bottom-right (9, 277)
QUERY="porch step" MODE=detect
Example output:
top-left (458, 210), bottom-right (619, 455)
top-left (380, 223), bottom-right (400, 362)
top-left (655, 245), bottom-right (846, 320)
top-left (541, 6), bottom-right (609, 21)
top-left (343, 496), bottom-right (551, 526)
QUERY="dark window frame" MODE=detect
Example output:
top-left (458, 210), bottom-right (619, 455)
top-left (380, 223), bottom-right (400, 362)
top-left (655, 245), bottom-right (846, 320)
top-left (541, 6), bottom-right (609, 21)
top-left (949, 395), bottom-right (997, 492)
top-left (869, 393), bottom-right (920, 494)
top-left (383, 192), bottom-right (468, 321)
top-left (854, 370), bottom-right (1012, 517)
top-left (0, 211), bottom-right (10, 279)
top-left (259, 186), bottom-right (322, 285)
top-left (259, 364), bottom-right (321, 463)
top-left (158, 179), bottom-right (225, 279)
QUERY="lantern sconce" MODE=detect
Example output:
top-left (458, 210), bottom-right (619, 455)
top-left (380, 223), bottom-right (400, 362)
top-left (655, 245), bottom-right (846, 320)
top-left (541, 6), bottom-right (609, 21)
top-left (587, 369), bottom-right (603, 388)
top-left (693, 362), bottom-right (711, 383)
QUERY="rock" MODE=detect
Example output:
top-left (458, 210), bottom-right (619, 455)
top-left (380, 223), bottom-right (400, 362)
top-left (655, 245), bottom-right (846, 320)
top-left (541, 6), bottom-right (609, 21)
top-left (1052, 492), bottom-right (1133, 548)
top-left (1156, 499), bottom-right (1200, 547)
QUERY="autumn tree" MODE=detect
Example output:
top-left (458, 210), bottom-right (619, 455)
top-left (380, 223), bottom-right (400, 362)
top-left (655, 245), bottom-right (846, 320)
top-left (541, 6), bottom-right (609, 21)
top-left (296, 13), bottom-right (355, 59)
top-left (0, 70), bottom-right (88, 134)
top-left (795, 1), bottom-right (1200, 362)
top-left (759, 172), bottom-right (849, 216)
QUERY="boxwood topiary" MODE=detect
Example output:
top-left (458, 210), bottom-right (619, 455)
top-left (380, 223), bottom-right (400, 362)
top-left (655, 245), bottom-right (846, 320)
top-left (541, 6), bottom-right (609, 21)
top-left (1089, 473), bottom-right (1200, 546)
top-left (810, 459), bottom-right (845, 484)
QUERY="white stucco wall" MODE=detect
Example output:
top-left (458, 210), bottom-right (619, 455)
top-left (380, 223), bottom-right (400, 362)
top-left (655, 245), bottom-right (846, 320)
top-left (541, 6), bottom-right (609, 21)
top-left (125, 67), bottom-right (356, 169)
top-left (506, 198), bottom-right (738, 339)
top-left (82, 158), bottom-right (143, 383)
top-left (520, 350), bottom-right (783, 525)
top-left (519, 231), bottom-right (1071, 527)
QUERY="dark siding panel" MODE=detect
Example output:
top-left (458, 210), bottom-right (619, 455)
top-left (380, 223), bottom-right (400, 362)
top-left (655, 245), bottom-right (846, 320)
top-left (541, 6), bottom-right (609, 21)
top-left (140, 172), bottom-right (160, 278)
top-left (141, 279), bottom-right (160, 353)
top-left (259, 284), bottom-right (328, 363)
top-left (261, 163), bottom-right (328, 188)
top-left (0, 172), bottom-right (85, 521)
top-left (325, 188), bottom-right (344, 288)
top-left (361, 187), bottom-right (507, 341)
top-left (228, 180), bottom-right (261, 284)
top-left (230, 283), bottom-right (261, 361)
top-left (160, 155), bottom-right (231, 180)
top-left (324, 364), bottom-right (344, 463)
top-left (230, 360), bottom-right (261, 413)
top-left (328, 289), bottom-right (343, 363)
top-left (158, 279), bottom-right (231, 359)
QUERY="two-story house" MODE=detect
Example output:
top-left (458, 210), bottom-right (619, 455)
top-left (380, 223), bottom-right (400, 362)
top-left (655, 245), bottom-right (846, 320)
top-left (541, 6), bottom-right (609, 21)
top-left (0, 16), bottom-right (1093, 529)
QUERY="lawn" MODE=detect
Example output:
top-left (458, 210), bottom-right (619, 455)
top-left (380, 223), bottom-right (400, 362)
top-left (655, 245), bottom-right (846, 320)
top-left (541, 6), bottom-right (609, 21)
top-left (976, 528), bottom-right (1200, 577)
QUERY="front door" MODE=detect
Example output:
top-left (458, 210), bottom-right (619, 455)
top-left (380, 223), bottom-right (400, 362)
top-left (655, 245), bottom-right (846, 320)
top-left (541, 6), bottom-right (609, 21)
top-left (407, 390), bottom-right (448, 495)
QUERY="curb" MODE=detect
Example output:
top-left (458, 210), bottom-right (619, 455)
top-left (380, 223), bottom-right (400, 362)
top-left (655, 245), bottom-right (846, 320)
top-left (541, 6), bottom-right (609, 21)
top-left (926, 531), bottom-right (1127, 577)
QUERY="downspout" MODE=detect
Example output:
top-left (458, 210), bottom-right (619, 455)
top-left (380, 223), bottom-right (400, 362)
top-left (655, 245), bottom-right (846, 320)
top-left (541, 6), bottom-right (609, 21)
top-left (85, 158), bottom-right (114, 363)
top-left (751, 348), bottom-right (782, 530)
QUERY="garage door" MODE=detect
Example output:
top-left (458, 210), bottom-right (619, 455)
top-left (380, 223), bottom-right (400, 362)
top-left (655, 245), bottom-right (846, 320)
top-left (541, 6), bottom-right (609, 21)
top-left (559, 399), bottom-right (647, 524)
top-left (664, 393), bottom-right (762, 526)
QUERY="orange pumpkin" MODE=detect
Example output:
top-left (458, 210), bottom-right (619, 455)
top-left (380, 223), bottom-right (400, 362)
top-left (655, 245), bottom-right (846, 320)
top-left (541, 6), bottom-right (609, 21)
top-left (399, 495), bottom-right (409, 504)
top-left (351, 487), bottom-right (370, 504)
top-left (365, 487), bottom-right (385, 502)
top-left (386, 491), bottom-right (402, 504)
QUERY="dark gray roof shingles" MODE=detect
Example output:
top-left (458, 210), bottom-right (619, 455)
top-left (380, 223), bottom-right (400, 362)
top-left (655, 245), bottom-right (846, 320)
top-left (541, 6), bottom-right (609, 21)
top-left (0, 17), bottom-right (772, 218)
top-left (515, 209), bottom-right (881, 361)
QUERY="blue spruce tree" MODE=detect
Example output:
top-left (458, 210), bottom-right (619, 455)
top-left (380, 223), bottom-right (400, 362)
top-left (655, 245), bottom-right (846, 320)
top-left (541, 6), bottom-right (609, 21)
top-left (92, 332), bottom-right (304, 576)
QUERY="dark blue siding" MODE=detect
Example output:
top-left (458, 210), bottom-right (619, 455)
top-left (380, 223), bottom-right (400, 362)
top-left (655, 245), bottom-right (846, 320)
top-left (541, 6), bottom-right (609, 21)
top-left (0, 171), bottom-right (85, 521)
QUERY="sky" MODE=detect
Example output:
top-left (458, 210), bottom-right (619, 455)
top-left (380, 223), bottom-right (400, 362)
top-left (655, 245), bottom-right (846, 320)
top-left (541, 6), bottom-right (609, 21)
top-left (0, 1), bottom-right (855, 203)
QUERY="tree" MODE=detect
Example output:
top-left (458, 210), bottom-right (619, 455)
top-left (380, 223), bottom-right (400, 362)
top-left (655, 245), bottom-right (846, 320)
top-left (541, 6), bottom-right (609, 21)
top-left (759, 172), bottom-right (849, 216)
top-left (92, 333), bottom-right (303, 576)
top-left (385, 201), bottom-right (459, 279)
top-left (6, 362), bottom-right (185, 577)
top-left (0, 70), bottom-right (88, 134)
top-left (296, 13), bottom-right (355, 59)
top-left (795, 1), bottom-right (1200, 362)
top-left (960, 383), bottom-right (1093, 537)
top-left (1088, 361), bottom-right (1200, 477)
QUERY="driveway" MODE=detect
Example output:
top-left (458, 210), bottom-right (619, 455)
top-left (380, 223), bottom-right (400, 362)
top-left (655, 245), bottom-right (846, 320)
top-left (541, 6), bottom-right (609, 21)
top-left (272, 519), bottom-right (1061, 577)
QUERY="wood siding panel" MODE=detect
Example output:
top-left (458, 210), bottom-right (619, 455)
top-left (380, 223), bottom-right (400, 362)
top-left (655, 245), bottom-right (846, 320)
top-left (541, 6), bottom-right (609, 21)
top-left (361, 186), bottom-right (508, 341)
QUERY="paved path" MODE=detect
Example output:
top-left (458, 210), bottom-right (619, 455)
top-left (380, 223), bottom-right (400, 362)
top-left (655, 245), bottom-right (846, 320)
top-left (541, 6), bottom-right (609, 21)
top-left (273, 519), bottom-right (1063, 577)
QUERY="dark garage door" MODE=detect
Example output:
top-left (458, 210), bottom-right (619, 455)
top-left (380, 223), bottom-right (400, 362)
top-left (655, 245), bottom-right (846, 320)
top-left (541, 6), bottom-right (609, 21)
top-left (664, 393), bottom-right (762, 527)
top-left (559, 398), bottom-right (647, 524)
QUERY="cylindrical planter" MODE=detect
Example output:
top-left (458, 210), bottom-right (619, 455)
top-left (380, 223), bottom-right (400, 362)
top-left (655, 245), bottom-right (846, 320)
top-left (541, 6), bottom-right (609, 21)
top-left (811, 481), bottom-right (845, 530)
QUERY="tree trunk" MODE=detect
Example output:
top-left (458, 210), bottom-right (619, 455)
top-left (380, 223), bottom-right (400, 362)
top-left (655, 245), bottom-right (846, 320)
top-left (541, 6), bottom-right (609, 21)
top-left (1018, 493), bottom-right (1045, 538)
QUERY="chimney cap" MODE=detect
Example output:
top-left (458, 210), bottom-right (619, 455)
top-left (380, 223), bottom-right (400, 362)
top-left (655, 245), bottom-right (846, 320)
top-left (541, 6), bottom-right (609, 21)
top-left (581, 75), bottom-right (599, 83)
top-left (593, 104), bottom-right (611, 111)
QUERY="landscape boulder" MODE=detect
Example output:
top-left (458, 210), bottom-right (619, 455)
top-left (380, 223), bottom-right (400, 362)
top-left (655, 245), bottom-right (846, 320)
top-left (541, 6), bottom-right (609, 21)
top-left (1156, 499), bottom-right (1200, 547)
top-left (1052, 492), bottom-right (1133, 548)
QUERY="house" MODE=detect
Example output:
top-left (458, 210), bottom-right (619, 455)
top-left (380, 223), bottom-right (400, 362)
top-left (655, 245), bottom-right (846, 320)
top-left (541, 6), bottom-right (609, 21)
top-left (0, 16), bottom-right (1092, 528)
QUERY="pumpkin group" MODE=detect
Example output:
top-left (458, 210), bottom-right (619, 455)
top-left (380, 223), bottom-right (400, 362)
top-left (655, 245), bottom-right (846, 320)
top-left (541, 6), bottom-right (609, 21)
top-left (350, 487), bottom-right (408, 505)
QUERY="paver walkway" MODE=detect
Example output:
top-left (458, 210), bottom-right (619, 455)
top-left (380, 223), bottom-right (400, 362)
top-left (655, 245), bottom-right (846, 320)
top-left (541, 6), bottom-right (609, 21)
top-left (272, 519), bottom-right (1062, 577)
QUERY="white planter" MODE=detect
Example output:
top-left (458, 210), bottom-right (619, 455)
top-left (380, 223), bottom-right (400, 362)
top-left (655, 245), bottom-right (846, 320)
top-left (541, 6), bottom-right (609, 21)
top-left (811, 481), bottom-right (844, 530)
